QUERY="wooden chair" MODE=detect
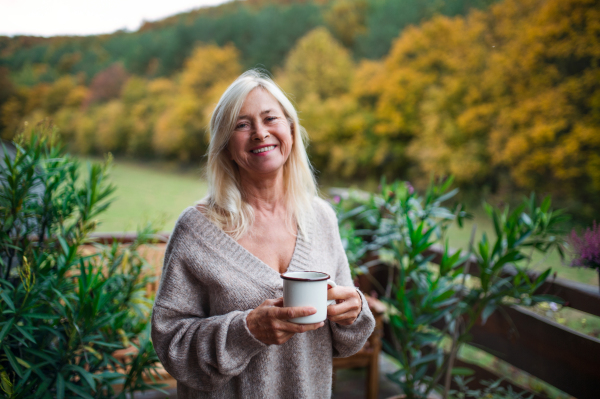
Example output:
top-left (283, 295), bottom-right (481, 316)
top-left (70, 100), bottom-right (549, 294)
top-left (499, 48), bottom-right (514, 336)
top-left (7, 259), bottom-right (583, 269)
top-left (333, 295), bottom-right (386, 399)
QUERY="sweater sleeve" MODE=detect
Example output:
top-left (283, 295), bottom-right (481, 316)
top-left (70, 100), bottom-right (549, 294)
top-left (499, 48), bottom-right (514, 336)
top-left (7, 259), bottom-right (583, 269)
top-left (320, 201), bottom-right (376, 358)
top-left (151, 222), bottom-right (267, 391)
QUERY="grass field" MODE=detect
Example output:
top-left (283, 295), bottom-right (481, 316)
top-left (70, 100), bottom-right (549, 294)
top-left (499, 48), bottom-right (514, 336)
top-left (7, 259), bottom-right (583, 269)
top-left (444, 211), bottom-right (598, 286)
top-left (87, 157), bottom-right (208, 233)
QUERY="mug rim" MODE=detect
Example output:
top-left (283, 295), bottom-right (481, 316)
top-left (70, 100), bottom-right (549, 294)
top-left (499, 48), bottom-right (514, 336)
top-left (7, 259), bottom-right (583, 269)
top-left (280, 271), bottom-right (330, 282)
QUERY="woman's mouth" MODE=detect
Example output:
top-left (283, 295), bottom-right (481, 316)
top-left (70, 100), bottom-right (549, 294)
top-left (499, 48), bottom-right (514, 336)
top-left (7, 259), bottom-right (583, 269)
top-left (251, 145), bottom-right (276, 154)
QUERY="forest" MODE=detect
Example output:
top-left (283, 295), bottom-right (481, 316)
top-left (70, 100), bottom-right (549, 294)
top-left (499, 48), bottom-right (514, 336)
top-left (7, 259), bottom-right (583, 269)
top-left (0, 0), bottom-right (598, 218)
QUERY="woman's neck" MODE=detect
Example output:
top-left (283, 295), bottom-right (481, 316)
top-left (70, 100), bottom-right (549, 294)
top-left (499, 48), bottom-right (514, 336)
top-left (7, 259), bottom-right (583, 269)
top-left (239, 170), bottom-right (287, 214)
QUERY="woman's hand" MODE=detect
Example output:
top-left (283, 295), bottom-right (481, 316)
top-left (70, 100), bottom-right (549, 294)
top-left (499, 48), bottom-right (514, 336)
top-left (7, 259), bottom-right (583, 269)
top-left (246, 298), bottom-right (324, 345)
top-left (327, 286), bottom-right (362, 326)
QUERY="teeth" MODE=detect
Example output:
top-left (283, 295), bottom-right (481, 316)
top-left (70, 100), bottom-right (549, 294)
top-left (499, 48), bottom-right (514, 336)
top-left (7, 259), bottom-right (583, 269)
top-left (252, 145), bottom-right (275, 154)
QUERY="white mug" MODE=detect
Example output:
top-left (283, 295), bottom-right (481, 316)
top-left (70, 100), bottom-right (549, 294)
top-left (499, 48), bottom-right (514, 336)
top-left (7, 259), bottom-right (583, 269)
top-left (281, 271), bottom-right (337, 324)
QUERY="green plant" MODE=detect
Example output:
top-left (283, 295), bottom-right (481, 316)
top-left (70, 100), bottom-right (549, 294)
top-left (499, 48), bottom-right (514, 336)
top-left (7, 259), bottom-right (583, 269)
top-left (450, 377), bottom-right (534, 399)
top-left (0, 131), bottom-right (166, 398)
top-left (334, 178), bottom-right (567, 399)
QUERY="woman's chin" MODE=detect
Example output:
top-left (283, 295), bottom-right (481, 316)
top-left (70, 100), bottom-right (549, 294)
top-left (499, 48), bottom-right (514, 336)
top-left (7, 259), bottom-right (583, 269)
top-left (241, 159), bottom-right (288, 178)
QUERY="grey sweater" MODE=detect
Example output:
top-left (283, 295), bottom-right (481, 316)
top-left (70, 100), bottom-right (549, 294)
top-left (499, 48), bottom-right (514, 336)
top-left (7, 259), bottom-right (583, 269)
top-left (151, 198), bottom-right (375, 398)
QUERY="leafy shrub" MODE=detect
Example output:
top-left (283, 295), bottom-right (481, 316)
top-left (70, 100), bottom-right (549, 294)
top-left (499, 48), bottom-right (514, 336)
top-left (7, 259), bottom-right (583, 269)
top-left (0, 131), bottom-right (165, 398)
top-left (334, 177), bottom-right (567, 399)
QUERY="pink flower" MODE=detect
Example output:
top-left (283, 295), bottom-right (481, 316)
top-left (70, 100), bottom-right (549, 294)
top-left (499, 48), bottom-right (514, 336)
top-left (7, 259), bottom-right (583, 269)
top-left (569, 221), bottom-right (600, 270)
top-left (333, 196), bottom-right (341, 204)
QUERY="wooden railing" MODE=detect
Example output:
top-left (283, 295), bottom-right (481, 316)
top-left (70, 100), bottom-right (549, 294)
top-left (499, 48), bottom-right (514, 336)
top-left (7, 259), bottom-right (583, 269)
top-left (89, 233), bottom-right (600, 399)
top-left (359, 245), bottom-right (600, 399)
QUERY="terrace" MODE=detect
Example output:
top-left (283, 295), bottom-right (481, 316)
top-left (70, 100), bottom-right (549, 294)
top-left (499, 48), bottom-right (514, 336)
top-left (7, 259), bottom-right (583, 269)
top-left (93, 229), bottom-right (600, 399)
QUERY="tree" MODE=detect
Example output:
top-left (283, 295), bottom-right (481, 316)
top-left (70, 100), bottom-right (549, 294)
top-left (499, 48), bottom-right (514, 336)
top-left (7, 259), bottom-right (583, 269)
top-left (180, 44), bottom-right (241, 98)
top-left (279, 27), bottom-right (353, 103)
top-left (84, 63), bottom-right (129, 107)
top-left (324, 0), bottom-right (368, 47)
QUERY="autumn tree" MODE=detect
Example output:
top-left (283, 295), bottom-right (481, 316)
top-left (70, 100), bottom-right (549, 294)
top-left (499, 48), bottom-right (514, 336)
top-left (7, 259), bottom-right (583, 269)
top-left (363, 0), bottom-right (599, 213)
top-left (84, 63), bottom-right (129, 107)
top-left (279, 27), bottom-right (353, 103)
top-left (324, 0), bottom-right (368, 47)
top-left (152, 44), bottom-right (242, 160)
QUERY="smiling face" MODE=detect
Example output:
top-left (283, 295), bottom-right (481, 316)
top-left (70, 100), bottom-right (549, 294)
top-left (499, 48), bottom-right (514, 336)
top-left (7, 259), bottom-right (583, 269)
top-left (227, 88), bottom-right (294, 181)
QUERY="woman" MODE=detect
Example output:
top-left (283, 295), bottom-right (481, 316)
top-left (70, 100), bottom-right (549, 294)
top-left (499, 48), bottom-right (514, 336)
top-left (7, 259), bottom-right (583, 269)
top-left (151, 70), bottom-right (375, 398)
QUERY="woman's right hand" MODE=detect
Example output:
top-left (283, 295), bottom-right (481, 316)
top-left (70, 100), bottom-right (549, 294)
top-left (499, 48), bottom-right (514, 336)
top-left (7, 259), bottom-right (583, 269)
top-left (246, 297), bottom-right (324, 345)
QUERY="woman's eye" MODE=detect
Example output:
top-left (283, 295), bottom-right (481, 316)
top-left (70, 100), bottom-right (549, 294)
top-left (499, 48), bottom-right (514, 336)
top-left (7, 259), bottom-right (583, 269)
top-left (266, 117), bottom-right (277, 123)
top-left (236, 122), bottom-right (249, 129)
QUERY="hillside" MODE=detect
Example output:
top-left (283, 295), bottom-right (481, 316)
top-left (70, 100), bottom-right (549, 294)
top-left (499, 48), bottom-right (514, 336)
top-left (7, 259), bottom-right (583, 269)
top-left (0, 0), bottom-right (497, 84)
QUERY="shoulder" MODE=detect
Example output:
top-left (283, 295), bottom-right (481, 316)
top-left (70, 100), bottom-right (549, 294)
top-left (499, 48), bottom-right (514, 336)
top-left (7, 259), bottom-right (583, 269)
top-left (311, 196), bottom-right (336, 216)
top-left (173, 206), bottom-right (202, 232)
top-left (310, 196), bottom-right (338, 227)
top-left (168, 206), bottom-right (214, 246)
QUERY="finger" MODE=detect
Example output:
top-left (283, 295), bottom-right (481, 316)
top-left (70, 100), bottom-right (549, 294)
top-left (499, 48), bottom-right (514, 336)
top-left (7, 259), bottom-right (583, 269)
top-left (262, 298), bottom-right (281, 307)
top-left (327, 299), bottom-right (358, 317)
top-left (272, 297), bottom-right (284, 307)
top-left (327, 286), bottom-right (355, 302)
top-left (275, 320), bottom-right (325, 334)
top-left (271, 306), bottom-right (317, 321)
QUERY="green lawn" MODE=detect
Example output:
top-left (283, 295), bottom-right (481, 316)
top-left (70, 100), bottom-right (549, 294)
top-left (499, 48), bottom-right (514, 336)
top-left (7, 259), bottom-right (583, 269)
top-left (445, 210), bottom-right (599, 286)
top-left (87, 157), bottom-right (208, 233)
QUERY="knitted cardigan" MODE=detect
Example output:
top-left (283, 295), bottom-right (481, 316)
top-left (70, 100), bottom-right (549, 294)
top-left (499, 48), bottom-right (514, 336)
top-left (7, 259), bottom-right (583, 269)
top-left (151, 198), bottom-right (375, 398)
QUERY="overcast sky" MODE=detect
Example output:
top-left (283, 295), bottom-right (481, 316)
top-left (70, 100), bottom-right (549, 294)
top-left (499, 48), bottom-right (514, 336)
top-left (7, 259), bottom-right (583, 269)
top-left (0, 0), bottom-right (232, 37)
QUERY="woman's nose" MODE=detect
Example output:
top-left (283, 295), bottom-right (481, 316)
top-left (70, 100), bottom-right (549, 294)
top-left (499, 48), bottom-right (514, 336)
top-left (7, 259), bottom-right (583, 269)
top-left (252, 124), bottom-right (270, 141)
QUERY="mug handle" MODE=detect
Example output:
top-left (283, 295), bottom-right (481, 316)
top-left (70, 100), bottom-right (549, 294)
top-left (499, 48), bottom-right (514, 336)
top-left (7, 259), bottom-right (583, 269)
top-left (326, 279), bottom-right (337, 306)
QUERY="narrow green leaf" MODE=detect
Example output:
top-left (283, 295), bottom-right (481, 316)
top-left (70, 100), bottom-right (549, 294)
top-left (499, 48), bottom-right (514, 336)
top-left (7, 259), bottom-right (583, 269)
top-left (56, 373), bottom-right (65, 399)
top-left (410, 352), bottom-right (441, 368)
top-left (14, 324), bottom-right (36, 344)
top-left (23, 348), bottom-right (56, 364)
top-left (540, 196), bottom-right (551, 213)
top-left (451, 367), bottom-right (475, 376)
top-left (0, 318), bottom-right (15, 343)
top-left (15, 357), bottom-right (31, 369)
top-left (13, 369), bottom-right (32, 391)
top-left (481, 302), bottom-right (497, 324)
top-left (27, 313), bottom-right (60, 320)
top-left (65, 381), bottom-right (94, 398)
top-left (0, 291), bottom-right (15, 311)
top-left (3, 345), bottom-right (23, 377)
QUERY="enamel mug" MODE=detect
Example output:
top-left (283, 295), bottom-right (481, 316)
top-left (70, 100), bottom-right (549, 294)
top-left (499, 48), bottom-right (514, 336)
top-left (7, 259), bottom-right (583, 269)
top-left (281, 271), bottom-right (337, 324)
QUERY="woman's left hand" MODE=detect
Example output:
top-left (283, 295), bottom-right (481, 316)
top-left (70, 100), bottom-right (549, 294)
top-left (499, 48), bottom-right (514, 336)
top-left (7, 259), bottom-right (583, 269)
top-left (326, 286), bottom-right (362, 325)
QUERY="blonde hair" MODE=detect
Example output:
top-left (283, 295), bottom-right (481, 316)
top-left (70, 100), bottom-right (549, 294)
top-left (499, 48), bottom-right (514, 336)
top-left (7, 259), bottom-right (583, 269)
top-left (199, 69), bottom-right (318, 240)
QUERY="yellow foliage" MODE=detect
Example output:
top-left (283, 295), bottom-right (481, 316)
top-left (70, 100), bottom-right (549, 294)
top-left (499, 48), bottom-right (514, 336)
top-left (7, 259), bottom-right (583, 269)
top-left (147, 78), bottom-right (176, 96)
top-left (324, 0), bottom-right (367, 47)
top-left (361, 0), bottom-right (599, 201)
top-left (279, 27), bottom-right (353, 103)
top-left (74, 112), bottom-right (96, 154)
top-left (180, 43), bottom-right (241, 99)
top-left (95, 101), bottom-right (128, 152)
top-left (1, 97), bottom-right (23, 140)
top-left (43, 76), bottom-right (77, 114)
top-left (64, 85), bottom-right (89, 108)
top-left (153, 95), bottom-right (205, 160)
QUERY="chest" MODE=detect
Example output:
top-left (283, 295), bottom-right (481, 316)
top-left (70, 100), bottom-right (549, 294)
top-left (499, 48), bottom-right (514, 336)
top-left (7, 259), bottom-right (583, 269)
top-left (237, 220), bottom-right (297, 274)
